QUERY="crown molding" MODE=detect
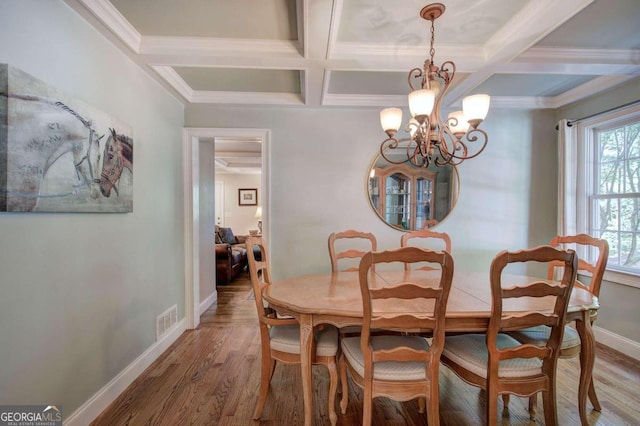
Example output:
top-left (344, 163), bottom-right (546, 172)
top-left (549, 74), bottom-right (637, 108)
top-left (151, 66), bottom-right (193, 101)
top-left (75, 0), bottom-right (141, 52)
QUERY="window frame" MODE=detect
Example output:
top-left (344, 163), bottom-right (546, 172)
top-left (575, 102), bottom-right (640, 288)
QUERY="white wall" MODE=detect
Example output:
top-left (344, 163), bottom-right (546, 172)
top-left (0, 0), bottom-right (185, 416)
top-left (216, 173), bottom-right (262, 235)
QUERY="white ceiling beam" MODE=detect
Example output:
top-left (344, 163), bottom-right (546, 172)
top-left (444, 0), bottom-right (595, 106)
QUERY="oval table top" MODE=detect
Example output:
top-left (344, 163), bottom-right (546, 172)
top-left (265, 269), bottom-right (598, 331)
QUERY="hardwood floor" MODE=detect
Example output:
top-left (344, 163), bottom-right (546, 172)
top-left (92, 271), bottom-right (640, 425)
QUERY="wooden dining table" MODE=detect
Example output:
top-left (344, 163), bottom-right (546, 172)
top-left (264, 269), bottom-right (599, 426)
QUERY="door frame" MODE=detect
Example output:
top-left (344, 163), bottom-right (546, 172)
top-left (183, 127), bottom-right (270, 329)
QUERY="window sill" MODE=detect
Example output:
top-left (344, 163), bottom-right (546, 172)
top-left (603, 269), bottom-right (640, 289)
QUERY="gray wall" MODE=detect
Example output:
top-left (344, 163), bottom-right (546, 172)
top-left (556, 76), bottom-right (640, 343)
top-left (199, 141), bottom-right (216, 304)
top-left (0, 0), bottom-right (185, 413)
top-left (185, 106), bottom-right (558, 278)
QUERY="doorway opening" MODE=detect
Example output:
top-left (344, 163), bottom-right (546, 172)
top-left (183, 128), bottom-right (270, 329)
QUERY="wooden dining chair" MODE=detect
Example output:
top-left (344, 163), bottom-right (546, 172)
top-left (246, 236), bottom-right (340, 425)
top-left (400, 229), bottom-right (452, 271)
top-left (440, 245), bottom-right (578, 425)
top-left (328, 229), bottom-right (377, 272)
top-left (339, 246), bottom-right (454, 425)
top-left (507, 234), bottom-right (609, 418)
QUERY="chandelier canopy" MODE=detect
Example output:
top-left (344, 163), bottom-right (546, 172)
top-left (379, 3), bottom-right (490, 168)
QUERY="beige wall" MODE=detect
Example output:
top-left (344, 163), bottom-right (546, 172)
top-left (0, 0), bottom-right (185, 414)
top-left (216, 173), bottom-right (262, 235)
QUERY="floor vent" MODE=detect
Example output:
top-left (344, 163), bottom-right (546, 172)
top-left (156, 304), bottom-right (178, 341)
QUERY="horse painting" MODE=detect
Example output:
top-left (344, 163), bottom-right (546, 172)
top-left (0, 64), bottom-right (133, 212)
top-left (0, 93), bottom-right (103, 211)
top-left (100, 128), bottom-right (133, 198)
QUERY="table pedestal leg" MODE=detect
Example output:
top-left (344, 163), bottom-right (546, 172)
top-left (575, 311), bottom-right (597, 426)
top-left (300, 314), bottom-right (314, 426)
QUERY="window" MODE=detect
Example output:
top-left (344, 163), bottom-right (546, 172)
top-left (576, 103), bottom-right (640, 284)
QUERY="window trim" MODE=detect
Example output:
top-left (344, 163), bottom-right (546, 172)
top-left (575, 102), bottom-right (640, 289)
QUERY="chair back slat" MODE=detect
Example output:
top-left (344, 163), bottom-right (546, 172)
top-left (370, 283), bottom-right (443, 300)
top-left (372, 316), bottom-right (438, 331)
top-left (328, 230), bottom-right (377, 273)
top-left (498, 344), bottom-right (551, 361)
top-left (358, 246), bottom-right (454, 367)
top-left (502, 282), bottom-right (566, 299)
top-left (400, 229), bottom-right (452, 271)
top-left (501, 313), bottom-right (560, 330)
top-left (547, 234), bottom-right (609, 297)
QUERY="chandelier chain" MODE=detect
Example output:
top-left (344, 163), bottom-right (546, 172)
top-left (429, 16), bottom-right (436, 66)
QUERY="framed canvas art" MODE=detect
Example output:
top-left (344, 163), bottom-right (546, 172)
top-left (0, 64), bottom-right (133, 212)
top-left (238, 188), bottom-right (257, 206)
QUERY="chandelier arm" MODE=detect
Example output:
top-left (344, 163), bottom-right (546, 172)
top-left (438, 60), bottom-right (456, 79)
top-left (411, 143), bottom-right (431, 168)
top-left (447, 128), bottom-right (489, 160)
top-left (381, 137), bottom-right (417, 165)
top-left (408, 67), bottom-right (424, 92)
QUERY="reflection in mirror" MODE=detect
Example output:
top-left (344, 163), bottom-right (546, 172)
top-left (367, 151), bottom-right (459, 231)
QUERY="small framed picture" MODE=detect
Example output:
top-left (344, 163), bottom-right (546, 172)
top-left (238, 188), bottom-right (258, 206)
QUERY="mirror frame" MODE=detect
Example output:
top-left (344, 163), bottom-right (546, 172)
top-left (365, 152), bottom-right (460, 231)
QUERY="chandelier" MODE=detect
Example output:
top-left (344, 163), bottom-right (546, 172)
top-left (379, 3), bottom-right (490, 168)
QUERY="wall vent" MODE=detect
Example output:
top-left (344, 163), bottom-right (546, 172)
top-left (156, 304), bottom-right (178, 341)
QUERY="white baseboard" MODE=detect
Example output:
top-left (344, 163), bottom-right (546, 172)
top-left (64, 318), bottom-right (187, 426)
top-left (593, 325), bottom-right (640, 361)
top-left (200, 289), bottom-right (217, 315)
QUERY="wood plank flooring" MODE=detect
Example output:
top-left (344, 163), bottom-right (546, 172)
top-left (92, 271), bottom-right (640, 425)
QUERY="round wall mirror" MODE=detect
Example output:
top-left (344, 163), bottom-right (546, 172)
top-left (366, 151), bottom-right (459, 231)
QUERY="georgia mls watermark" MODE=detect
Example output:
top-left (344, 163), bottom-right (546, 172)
top-left (0, 405), bottom-right (62, 426)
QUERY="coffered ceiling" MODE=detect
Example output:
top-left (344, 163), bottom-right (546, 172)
top-left (65, 0), bottom-right (640, 172)
top-left (66, 0), bottom-right (640, 110)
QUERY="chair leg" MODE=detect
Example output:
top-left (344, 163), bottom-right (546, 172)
top-left (327, 359), bottom-right (338, 426)
top-left (254, 351), bottom-right (273, 420)
top-left (528, 393), bottom-right (538, 420)
top-left (427, 381), bottom-right (440, 426)
top-left (362, 384), bottom-right (373, 426)
top-left (588, 376), bottom-right (602, 411)
top-left (486, 392), bottom-right (498, 425)
top-left (339, 354), bottom-right (349, 414)
top-left (542, 387), bottom-right (559, 426)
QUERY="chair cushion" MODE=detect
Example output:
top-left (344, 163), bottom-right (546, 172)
top-left (270, 324), bottom-right (338, 357)
top-left (508, 325), bottom-right (581, 350)
top-left (443, 334), bottom-right (542, 378)
top-left (341, 335), bottom-right (431, 381)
